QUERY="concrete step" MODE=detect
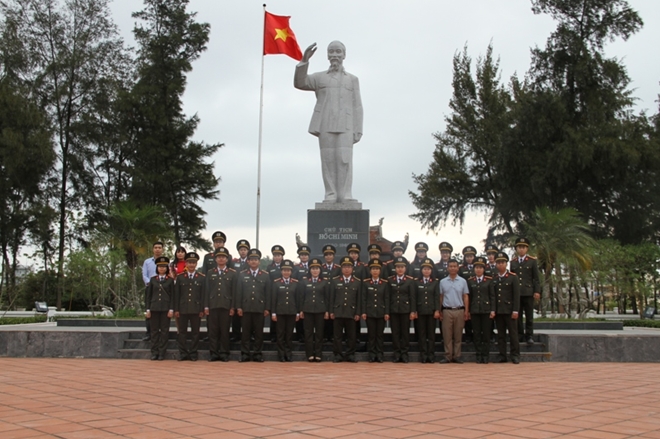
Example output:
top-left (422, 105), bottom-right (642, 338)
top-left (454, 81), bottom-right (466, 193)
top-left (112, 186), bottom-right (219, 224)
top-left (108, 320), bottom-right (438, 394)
top-left (117, 348), bottom-right (550, 362)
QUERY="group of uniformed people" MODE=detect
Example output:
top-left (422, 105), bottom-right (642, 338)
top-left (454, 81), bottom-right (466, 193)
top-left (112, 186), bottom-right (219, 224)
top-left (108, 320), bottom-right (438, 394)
top-left (144, 230), bottom-right (540, 363)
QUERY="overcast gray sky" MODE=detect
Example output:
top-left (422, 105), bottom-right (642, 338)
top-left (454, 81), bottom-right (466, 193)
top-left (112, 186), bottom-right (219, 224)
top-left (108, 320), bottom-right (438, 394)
top-left (110, 0), bottom-right (660, 261)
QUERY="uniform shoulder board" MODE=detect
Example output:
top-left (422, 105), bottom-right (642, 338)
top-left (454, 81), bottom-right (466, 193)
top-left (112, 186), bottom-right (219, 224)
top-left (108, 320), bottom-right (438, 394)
top-left (227, 268), bottom-right (236, 272)
top-left (259, 270), bottom-right (268, 275)
top-left (527, 255), bottom-right (537, 260)
top-left (484, 276), bottom-right (493, 279)
top-left (469, 276), bottom-right (476, 281)
top-left (206, 252), bottom-right (214, 256)
top-left (240, 269), bottom-right (249, 273)
top-left (332, 275), bottom-right (341, 280)
top-left (509, 272), bottom-right (517, 276)
top-left (274, 277), bottom-right (282, 282)
top-left (291, 279), bottom-right (299, 283)
top-left (381, 279), bottom-right (389, 283)
top-left (405, 275), bottom-right (413, 279)
top-left (353, 276), bottom-right (362, 281)
top-left (197, 272), bottom-right (205, 277)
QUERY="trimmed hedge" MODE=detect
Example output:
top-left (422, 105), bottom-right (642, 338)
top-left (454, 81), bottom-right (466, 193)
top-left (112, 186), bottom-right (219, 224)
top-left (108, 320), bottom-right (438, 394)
top-left (0, 316), bottom-right (48, 325)
top-left (622, 319), bottom-right (660, 328)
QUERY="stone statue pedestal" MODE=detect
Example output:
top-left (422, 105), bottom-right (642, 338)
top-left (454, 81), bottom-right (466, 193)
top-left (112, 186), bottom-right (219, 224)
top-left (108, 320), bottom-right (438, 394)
top-left (307, 209), bottom-right (369, 258)
top-left (314, 200), bottom-right (362, 210)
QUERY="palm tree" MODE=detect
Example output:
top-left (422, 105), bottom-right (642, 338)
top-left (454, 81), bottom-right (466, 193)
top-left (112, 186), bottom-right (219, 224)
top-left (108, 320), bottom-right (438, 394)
top-left (103, 201), bottom-right (171, 310)
top-left (520, 207), bottom-right (595, 317)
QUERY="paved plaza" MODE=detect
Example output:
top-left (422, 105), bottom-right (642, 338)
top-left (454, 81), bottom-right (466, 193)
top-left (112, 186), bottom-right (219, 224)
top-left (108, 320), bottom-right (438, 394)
top-left (0, 359), bottom-right (658, 438)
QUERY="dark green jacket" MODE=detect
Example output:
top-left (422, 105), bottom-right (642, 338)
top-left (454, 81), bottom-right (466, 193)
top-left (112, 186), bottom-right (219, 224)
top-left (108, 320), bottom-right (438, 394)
top-left (361, 278), bottom-right (390, 318)
top-left (200, 252), bottom-right (216, 275)
top-left (434, 261), bottom-right (450, 280)
top-left (468, 276), bottom-right (495, 315)
top-left (415, 278), bottom-right (439, 315)
top-left (236, 269), bottom-right (271, 313)
top-left (388, 275), bottom-right (416, 314)
top-left (330, 275), bottom-right (361, 319)
top-left (458, 264), bottom-right (474, 281)
top-left (492, 271), bottom-right (521, 315)
top-left (299, 277), bottom-right (330, 314)
top-left (271, 278), bottom-right (300, 315)
top-left (509, 256), bottom-right (541, 297)
top-left (175, 271), bottom-right (205, 314)
top-left (204, 267), bottom-right (237, 310)
top-left (145, 276), bottom-right (175, 312)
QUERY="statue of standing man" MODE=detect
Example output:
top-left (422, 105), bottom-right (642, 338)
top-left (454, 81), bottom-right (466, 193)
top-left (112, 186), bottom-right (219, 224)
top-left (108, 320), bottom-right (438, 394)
top-left (294, 41), bottom-right (363, 208)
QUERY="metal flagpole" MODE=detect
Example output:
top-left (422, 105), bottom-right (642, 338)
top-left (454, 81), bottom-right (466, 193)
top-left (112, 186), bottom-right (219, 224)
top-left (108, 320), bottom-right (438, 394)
top-left (256, 4), bottom-right (267, 249)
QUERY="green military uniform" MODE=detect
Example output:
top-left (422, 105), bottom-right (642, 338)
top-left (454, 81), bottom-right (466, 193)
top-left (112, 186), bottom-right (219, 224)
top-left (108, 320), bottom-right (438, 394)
top-left (145, 256), bottom-right (174, 360)
top-left (434, 242), bottom-right (454, 280)
top-left (509, 237), bottom-right (541, 344)
top-left (361, 259), bottom-right (390, 363)
top-left (415, 259), bottom-right (440, 363)
top-left (492, 252), bottom-right (521, 363)
top-left (266, 245), bottom-right (286, 343)
top-left (321, 245), bottom-right (340, 342)
top-left (204, 247), bottom-right (237, 362)
top-left (235, 249), bottom-right (271, 362)
top-left (389, 257), bottom-right (416, 363)
top-left (201, 231), bottom-right (227, 275)
top-left (330, 256), bottom-right (362, 362)
top-left (174, 252), bottom-right (205, 361)
top-left (468, 257), bottom-right (495, 364)
top-left (408, 242), bottom-right (438, 279)
top-left (271, 260), bottom-right (300, 361)
top-left (300, 258), bottom-right (330, 361)
top-left (459, 246), bottom-right (477, 343)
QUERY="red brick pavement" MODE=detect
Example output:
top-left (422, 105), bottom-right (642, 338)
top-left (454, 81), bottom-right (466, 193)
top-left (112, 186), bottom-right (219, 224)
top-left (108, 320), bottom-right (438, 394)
top-left (0, 359), bottom-right (658, 438)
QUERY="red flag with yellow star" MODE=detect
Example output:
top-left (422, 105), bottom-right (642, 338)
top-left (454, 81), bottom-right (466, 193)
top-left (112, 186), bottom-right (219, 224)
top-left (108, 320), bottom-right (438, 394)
top-left (263, 11), bottom-right (302, 61)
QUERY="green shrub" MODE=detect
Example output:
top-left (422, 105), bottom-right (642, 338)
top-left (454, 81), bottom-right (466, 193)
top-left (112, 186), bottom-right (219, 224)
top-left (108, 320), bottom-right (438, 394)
top-left (622, 319), bottom-right (660, 328)
top-left (0, 316), bottom-right (48, 325)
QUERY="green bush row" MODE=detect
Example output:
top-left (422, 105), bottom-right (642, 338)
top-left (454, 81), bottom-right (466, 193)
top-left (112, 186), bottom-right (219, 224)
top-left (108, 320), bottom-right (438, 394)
top-left (0, 316), bottom-right (47, 325)
top-left (622, 319), bottom-right (660, 328)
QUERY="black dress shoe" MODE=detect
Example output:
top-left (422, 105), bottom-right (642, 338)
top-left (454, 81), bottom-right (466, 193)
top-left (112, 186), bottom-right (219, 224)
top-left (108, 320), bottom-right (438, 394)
top-left (220, 357), bottom-right (229, 362)
top-left (512, 358), bottom-right (520, 364)
top-left (392, 357), bottom-right (401, 363)
top-left (439, 358), bottom-right (450, 364)
top-left (427, 357), bottom-right (435, 364)
top-left (239, 356), bottom-right (250, 362)
top-left (315, 356), bottom-right (322, 362)
top-left (254, 357), bottom-right (264, 362)
top-left (476, 358), bottom-right (483, 364)
top-left (333, 357), bottom-right (342, 363)
top-left (280, 358), bottom-right (286, 362)
top-left (348, 356), bottom-right (358, 363)
top-left (308, 356), bottom-right (315, 362)
top-left (142, 336), bottom-right (151, 342)
top-left (483, 358), bottom-right (489, 364)
top-left (368, 358), bottom-right (375, 363)
top-left (190, 357), bottom-right (197, 362)
top-left (452, 358), bottom-right (464, 364)
top-left (157, 357), bottom-right (164, 361)
top-left (286, 357), bottom-right (293, 362)
top-left (376, 358), bottom-right (383, 363)
top-left (178, 356), bottom-right (189, 361)
top-left (150, 355), bottom-right (158, 361)
top-left (402, 357), bottom-right (409, 363)
top-left (527, 337), bottom-right (534, 345)
top-left (498, 357), bottom-right (508, 363)
top-left (208, 356), bottom-right (220, 362)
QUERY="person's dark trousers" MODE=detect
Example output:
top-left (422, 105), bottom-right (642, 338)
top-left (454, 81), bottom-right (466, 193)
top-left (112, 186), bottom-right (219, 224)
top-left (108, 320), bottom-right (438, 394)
top-left (177, 314), bottom-right (201, 360)
top-left (417, 314), bottom-right (436, 362)
top-left (208, 308), bottom-right (231, 360)
top-left (390, 313), bottom-right (411, 361)
top-left (145, 318), bottom-right (151, 338)
top-left (269, 320), bottom-right (277, 341)
top-left (304, 312), bottom-right (325, 358)
top-left (150, 311), bottom-right (170, 359)
top-left (241, 312), bottom-right (265, 360)
top-left (276, 315), bottom-right (296, 360)
top-left (333, 318), bottom-right (357, 360)
top-left (231, 313), bottom-right (242, 340)
top-left (471, 313), bottom-right (492, 362)
top-left (323, 319), bottom-right (333, 341)
top-left (463, 319), bottom-right (473, 342)
top-left (518, 296), bottom-right (535, 339)
top-left (366, 317), bottom-right (385, 361)
top-left (295, 319), bottom-right (305, 341)
top-left (496, 314), bottom-right (520, 360)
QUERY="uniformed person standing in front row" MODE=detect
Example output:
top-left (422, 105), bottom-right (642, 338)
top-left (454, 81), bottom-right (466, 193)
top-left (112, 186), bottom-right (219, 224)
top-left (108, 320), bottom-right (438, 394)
top-left (236, 249), bottom-right (271, 362)
top-left (174, 252), bottom-right (205, 361)
top-left (271, 260), bottom-right (300, 362)
top-left (468, 257), bottom-right (495, 364)
top-left (491, 252), bottom-right (521, 364)
top-left (388, 257), bottom-right (416, 363)
top-left (300, 258), bottom-right (329, 362)
top-left (415, 258), bottom-right (440, 363)
top-left (361, 258), bottom-right (390, 363)
top-left (204, 247), bottom-right (237, 362)
top-left (330, 256), bottom-right (362, 363)
top-left (266, 245), bottom-right (286, 343)
top-left (321, 245), bottom-right (340, 342)
top-left (509, 237), bottom-right (541, 345)
top-left (145, 256), bottom-right (174, 360)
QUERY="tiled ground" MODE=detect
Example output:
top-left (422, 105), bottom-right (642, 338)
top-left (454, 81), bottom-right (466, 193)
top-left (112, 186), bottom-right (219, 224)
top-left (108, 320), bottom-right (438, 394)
top-left (0, 359), bottom-right (658, 438)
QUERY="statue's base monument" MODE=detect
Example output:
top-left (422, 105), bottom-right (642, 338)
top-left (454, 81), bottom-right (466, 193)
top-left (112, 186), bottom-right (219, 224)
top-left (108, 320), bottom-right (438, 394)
top-left (308, 208), bottom-right (369, 258)
top-left (314, 200), bottom-right (362, 210)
